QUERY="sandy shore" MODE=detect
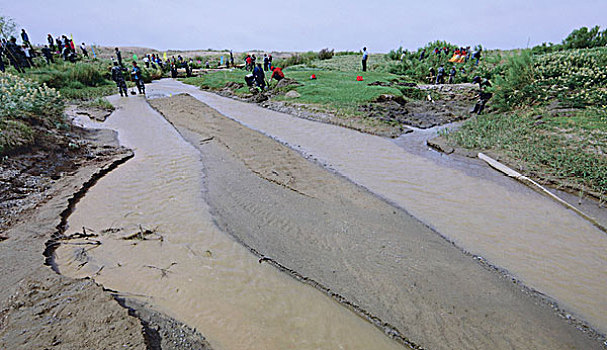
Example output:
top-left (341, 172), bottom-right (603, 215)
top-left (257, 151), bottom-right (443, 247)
top-left (149, 94), bottom-right (603, 349)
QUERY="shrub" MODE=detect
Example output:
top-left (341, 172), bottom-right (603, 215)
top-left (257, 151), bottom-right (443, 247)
top-left (68, 63), bottom-right (106, 86)
top-left (318, 48), bottom-right (334, 60)
top-left (0, 74), bottom-right (64, 154)
top-left (275, 51), bottom-right (318, 68)
top-left (490, 47), bottom-right (607, 110)
top-left (562, 25), bottom-right (607, 49)
top-left (335, 51), bottom-right (359, 56)
top-left (0, 119), bottom-right (33, 154)
top-left (386, 40), bottom-right (481, 83)
top-left (387, 46), bottom-right (404, 61)
top-left (491, 50), bottom-right (540, 110)
top-left (533, 47), bottom-right (607, 108)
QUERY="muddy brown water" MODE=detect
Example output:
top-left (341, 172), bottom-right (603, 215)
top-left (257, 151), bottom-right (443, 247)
top-left (56, 95), bottom-right (404, 350)
top-left (142, 79), bottom-right (607, 335)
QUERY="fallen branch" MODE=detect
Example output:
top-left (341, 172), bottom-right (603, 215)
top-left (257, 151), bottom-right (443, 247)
top-left (122, 225), bottom-right (163, 241)
top-left (145, 262), bottom-right (177, 278)
top-left (61, 226), bottom-right (99, 240)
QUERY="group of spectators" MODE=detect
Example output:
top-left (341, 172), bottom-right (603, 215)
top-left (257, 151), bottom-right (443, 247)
top-left (418, 45), bottom-right (481, 63)
top-left (0, 28), bottom-right (92, 73)
top-left (244, 53), bottom-right (274, 72)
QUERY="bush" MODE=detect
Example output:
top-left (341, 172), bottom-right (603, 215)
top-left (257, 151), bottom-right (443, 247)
top-left (491, 50), bottom-right (539, 110)
top-left (562, 25), bottom-right (607, 50)
top-left (68, 63), bottom-right (106, 86)
top-left (0, 119), bottom-right (34, 154)
top-left (386, 40), bottom-right (480, 83)
top-left (26, 62), bottom-right (111, 90)
top-left (0, 74), bottom-right (64, 154)
top-left (490, 47), bottom-right (607, 110)
top-left (387, 46), bottom-right (404, 61)
top-left (318, 48), bottom-right (334, 60)
top-left (335, 51), bottom-right (359, 56)
top-left (534, 47), bottom-right (607, 108)
top-left (275, 51), bottom-right (318, 68)
top-left (531, 42), bottom-right (559, 55)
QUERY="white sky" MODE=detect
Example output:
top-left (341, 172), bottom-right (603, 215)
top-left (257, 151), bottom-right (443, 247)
top-left (2, 0), bottom-right (606, 52)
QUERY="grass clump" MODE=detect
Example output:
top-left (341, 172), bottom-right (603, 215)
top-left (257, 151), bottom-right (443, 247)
top-left (0, 73), bottom-right (65, 154)
top-left (80, 97), bottom-right (115, 111)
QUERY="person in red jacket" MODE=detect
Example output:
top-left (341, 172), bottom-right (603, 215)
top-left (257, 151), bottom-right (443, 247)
top-left (270, 66), bottom-right (284, 82)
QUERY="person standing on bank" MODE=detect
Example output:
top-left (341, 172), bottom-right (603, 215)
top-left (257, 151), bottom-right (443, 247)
top-left (20, 29), bottom-right (31, 48)
top-left (361, 47), bottom-right (368, 72)
top-left (47, 34), bottom-right (55, 51)
top-left (131, 61), bottom-right (145, 95)
top-left (115, 47), bottom-right (123, 66)
top-left (80, 43), bottom-right (89, 58)
top-left (111, 61), bottom-right (128, 97)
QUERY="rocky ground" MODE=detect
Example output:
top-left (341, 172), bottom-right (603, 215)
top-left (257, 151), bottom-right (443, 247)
top-left (359, 83), bottom-right (479, 128)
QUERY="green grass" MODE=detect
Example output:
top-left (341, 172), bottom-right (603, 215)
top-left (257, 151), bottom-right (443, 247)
top-left (445, 108), bottom-right (607, 198)
top-left (79, 97), bottom-right (115, 110)
top-left (183, 67), bottom-right (402, 109)
top-left (60, 84), bottom-right (119, 101)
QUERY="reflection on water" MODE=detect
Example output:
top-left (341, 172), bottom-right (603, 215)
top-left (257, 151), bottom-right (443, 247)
top-left (147, 79), bottom-right (607, 333)
top-left (57, 96), bottom-right (404, 350)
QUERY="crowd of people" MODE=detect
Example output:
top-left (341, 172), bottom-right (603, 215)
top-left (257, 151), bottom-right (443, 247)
top-left (0, 28), bottom-right (95, 73)
top-left (421, 46), bottom-right (483, 85)
top-left (244, 53), bottom-right (274, 72)
top-left (2, 28), bottom-right (488, 109)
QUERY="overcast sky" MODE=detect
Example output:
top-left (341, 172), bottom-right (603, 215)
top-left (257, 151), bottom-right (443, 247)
top-left (2, 0), bottom-right (606, 52)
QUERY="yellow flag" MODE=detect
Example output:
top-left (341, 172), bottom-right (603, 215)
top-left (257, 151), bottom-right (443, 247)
top-left (163, 52), bottom-right (167, 61)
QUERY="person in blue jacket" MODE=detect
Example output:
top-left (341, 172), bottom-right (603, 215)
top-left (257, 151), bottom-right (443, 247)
top-left (131, 61), bottom-right (145, 95)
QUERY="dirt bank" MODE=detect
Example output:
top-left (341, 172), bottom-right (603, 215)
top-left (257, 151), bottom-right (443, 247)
top-left (0, 112), bottom-right (212, 349)
top-left (149, 94), bottom-right (603, 350)
top-left (210, 81), bottom-right (478, 138)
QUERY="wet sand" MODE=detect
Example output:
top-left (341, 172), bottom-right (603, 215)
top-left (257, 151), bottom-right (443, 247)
top-left (148, 94), bottom-right (602, 349)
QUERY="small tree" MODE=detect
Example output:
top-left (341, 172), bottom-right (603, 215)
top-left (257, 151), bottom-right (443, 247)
top-left (0, 15), bottom-right (17, 40)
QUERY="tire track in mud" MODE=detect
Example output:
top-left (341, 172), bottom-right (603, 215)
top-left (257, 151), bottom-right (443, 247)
top-left (149, 94), bottom-right (604, 350)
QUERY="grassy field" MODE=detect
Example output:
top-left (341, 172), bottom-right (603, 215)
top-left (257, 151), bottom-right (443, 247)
top-left (182, 67), bottom-right (404, 110)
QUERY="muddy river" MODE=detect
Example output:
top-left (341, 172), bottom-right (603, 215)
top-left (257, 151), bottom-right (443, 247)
top-left (142, 79), bottom-right (606, 334)
top-left (56, 95), bottom-right (404, 350)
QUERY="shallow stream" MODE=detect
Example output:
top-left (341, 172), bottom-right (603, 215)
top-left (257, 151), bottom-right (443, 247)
top-left (143, 79), bottom-right (607, 333)
top-left (56, 95), bottom-right (404, 350)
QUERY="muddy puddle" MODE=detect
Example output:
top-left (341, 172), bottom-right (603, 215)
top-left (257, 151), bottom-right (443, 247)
top-left (56, 95), bottom-right (404, 350)
top-left (144, 79), bottom-right (607, 334)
